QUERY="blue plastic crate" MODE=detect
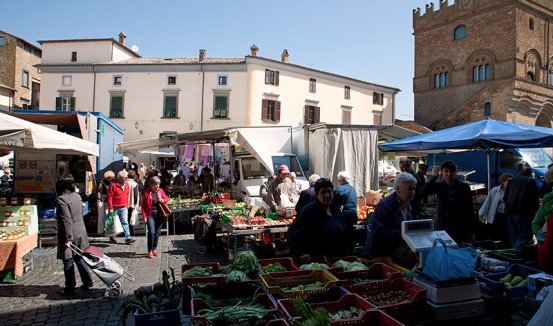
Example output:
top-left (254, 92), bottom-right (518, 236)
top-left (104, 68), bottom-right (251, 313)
top-left (134, 308), bottom-right (180, 326)
top-left (477, 264), bottom-right (542, 298)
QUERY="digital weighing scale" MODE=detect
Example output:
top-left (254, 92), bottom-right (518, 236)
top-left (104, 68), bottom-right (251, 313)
top-left (401, 219), bottom-right (485, 321)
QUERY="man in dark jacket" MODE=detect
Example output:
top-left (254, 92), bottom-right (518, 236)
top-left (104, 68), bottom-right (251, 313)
top-left (421, 160), bottom-right (475, 243)
top-left (504, 166), bottom-right (539, 249)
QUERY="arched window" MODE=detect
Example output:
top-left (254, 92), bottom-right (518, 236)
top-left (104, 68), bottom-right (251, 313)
top-left (527, 72), bottom-right (535, 81)
top-left (473, 64), bottom-right (491, 83)
top-left (530, 18), bottom-right (534, 30)
top-left (433, 72), bottom-right (449, 88)
top-left (454, 25), bottom-right (467, 40)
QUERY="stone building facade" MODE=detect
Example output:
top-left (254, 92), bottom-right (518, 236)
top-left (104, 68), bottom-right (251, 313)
top-left (0, 30), bottom-right (41, 111)
top-left (413, 0), bottom-right (553, 130)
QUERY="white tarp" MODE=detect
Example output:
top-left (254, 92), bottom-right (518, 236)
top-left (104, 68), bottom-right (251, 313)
top-left (0, 112), bottom-right (99, 156)
top-left (308, 127), bottom-right (379, 193)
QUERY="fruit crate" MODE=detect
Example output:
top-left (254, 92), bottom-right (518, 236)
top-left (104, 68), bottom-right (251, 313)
top-left (260, 269), bottom-right (339, 299)
top-left (477, 264), bottom-right (542, 298)
top-left (359, 257), bottom-right (409, 273)
top-left (184, 280), bottom-right (263, 315)
top-left (259, 257), bottom-right (299, 273)
top-left (350, 278), bottom-right (426, 323)
top-left (191, 293), bottom-right (279, 325)
top-left (278, 294), bottom-right (378, 325)
top-left (292, 255), bottom-right (330, 270)
top-left (332, 263), bottom-right (401, 292)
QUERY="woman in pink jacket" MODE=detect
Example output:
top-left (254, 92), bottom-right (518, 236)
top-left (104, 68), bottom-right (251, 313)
top-left (141, 176), bottom-right (168, 258)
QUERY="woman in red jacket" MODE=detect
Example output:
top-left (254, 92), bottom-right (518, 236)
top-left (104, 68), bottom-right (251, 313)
top-left (141, 176), bottom-right (168, 258)
top-left (538, 211), bottom-right (553, 274)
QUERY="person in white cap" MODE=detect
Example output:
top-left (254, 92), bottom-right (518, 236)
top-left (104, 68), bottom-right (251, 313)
top-left (267, 164), bottom-right (290, 212)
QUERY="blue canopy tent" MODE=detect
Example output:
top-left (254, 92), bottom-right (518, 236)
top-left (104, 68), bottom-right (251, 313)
top-left (379, 119), bottom-right (553, 189)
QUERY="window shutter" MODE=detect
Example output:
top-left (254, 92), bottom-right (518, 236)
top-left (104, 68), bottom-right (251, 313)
top-left (275, 101), bottom-right (281, 122)
top-left (373, 93), bottom-right (377, 105)
top-left (261, 99), bottom-right (268, 121)
top-left (70, 97), bottom-right (76, 111)
top-left (55, 97), bottom-right (62, 110)
top-left (275, 71), bottom-right (279, 86)
top-left (380, 94), bottom-right (384, 105)
top-left (304, 105), bottom-right (309, 124)
top-left (314, 106), bottom-right (320, 123)
top-left (265, 70), bottom-right (269, 84)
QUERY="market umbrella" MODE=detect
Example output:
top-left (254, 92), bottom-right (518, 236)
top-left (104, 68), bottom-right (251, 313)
top-left (378, 119), bottom-right (553, 189)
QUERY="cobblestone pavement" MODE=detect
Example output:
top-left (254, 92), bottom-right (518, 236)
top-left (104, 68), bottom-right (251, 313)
top-left (0, 234), bottom-right (230, 325)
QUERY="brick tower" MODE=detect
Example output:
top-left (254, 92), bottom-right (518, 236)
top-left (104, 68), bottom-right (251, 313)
top-left (413, 0), bottom-right (553, 130)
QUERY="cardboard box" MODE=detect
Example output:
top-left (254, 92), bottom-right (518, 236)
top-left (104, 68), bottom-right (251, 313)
top-left (366, 191), bottom-right (383, 206)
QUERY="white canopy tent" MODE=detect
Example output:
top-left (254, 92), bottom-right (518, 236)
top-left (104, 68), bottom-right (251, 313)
top-left (0, 112), bottom-right (99, 156)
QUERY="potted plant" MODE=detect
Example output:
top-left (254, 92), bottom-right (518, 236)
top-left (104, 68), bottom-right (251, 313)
top-left (118, 268), bottom-right (182, 325)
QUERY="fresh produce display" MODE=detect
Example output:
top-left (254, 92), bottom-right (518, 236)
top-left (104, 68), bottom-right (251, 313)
top-left (262, 262), bottom-right (287, 273)
top-left (196, 303), bottom-right (269, 323)
top-left (118, 268), bottom-right (181, 325)
top-left (292, 298), bottom-right (331, 326)
top-left (282, 281), bottom-right (325, 292)
top-left (300, 262), bottom-right (329, 270)
top-left (498, 273), bottom-right (528, 288)
top-left (192, 286), bottom-right (255, 308)
top-left (362, 290), bottom-right (411, 306)
top-left (225, 270), bottom-right (250, 282)
top-left (328, 306), bottom-right (363, 321)
top-left (357, 205), bottom-right (374, 221)
top-left (223, 251), bottom-right (261, 278)
top-left (331, 260), bottom-right (368, 272)
top-left (183, 266), bottom-right (214, 278)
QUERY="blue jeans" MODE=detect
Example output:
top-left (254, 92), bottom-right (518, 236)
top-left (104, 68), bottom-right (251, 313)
top-left (508, 214), bottom-right (533, 250)
top-left (147, 215), bottom-right (164, 252)
top-left (63, 255), bottom-right (93, 290)
top-left (114, 207), bottom-right (131, 240)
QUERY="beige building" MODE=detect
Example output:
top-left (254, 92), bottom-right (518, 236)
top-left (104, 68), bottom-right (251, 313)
top-left (37, 33), bottom-right (399, 147)
top-left (0, 30), bottom-right (41, 112)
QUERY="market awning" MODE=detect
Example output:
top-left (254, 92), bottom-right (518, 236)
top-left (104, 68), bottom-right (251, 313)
top-left (0, 112), bottom-right (99, 156)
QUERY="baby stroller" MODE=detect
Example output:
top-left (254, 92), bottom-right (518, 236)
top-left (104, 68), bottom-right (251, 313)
top-left (68, 244), bottom-right (134, 298)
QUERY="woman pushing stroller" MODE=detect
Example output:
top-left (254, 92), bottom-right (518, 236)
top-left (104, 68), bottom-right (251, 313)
top-left (55, 174), bottom-right (93, 295)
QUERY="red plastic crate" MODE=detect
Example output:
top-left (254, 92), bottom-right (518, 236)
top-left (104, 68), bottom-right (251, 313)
top-left (278, 294), bottom-right (403, 326)
top-left (191, 293), bottom-right (278, 325)
top-left (181, 262), bottom-right (226, 286)
top-left (352, 278), bottom-right (426, 319)
top-left (292, 255), bottom-right (330, 270)
top-left (259, 257), bottom-right (299, 273)
top-left (184, 280), bottom-right (263, 315)
top-left (333, 263), bottom-right (402, 292)
top-left (260, 269), bottom-right (339, 299)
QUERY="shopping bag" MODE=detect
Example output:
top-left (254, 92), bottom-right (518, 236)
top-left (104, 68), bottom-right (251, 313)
top-left (158, 201), bottom-right (172, 217)
top-left (423, 238), bottom-right (478, 281)
top-left (104, 211), bottom-right (123, 237)
top-left (129, 208), bottom-right (139, 226)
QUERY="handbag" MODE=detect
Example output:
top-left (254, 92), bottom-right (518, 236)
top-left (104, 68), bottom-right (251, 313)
top-left (158, 201), bottom-right (172, 217)
top-left (423, 238), bottom-right (478, 281)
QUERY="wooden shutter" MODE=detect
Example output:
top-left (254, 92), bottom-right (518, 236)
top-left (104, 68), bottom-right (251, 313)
top-left (265, 70), bottom-right (269, 84)
top-left (373, 92), bottom-right (377, 105)
top-left (380, 93), bottom-right (384, 105)
top-left (261, 99), bottom-right (268, 121)
top-left (70, 97), bottom-right (76, 111)
top-left (275, 71), bottom-right (279, 86)
top-left (275, 101), bottom-right (281, 122)
top-left (55, 97), bottom-right (62, 110)
top-left (304, 105), bottom-right (309, 124)
top-left (314, 106), bottom-right (320, 123)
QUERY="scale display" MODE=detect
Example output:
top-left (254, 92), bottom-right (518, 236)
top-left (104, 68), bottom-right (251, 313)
top-left (402, 219), bottom-right (456, 253)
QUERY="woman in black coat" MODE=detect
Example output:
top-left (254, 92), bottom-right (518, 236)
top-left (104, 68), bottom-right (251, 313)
top-left (56, 174), bottom-right (93, 295)
top-left (421, 160), bottom-right (475, 243)
top-left (287, 178), bottom-right (348, 258)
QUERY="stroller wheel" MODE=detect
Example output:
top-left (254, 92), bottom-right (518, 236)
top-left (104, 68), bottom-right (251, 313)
top-left (113, 281), bottom-right (122, 289)
top-left (108, 288), bottom-right (120, 298)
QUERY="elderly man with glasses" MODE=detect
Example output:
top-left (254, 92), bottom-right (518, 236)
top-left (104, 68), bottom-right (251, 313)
top-left (107, 170), bottom-right (136, 244)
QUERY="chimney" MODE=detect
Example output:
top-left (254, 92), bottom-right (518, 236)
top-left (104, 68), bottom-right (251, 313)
top-left (281, 49), bottom-right (289, 63)
top-left (118, 32), bottom-right (127, 45)
top-left (250, 44), bottom-right (259, 56)
top-left (199, 49), bottom-right (206, 62)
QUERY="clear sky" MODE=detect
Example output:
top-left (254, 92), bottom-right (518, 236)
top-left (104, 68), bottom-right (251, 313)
top-left (1, 0), bottom-right (432, 120)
